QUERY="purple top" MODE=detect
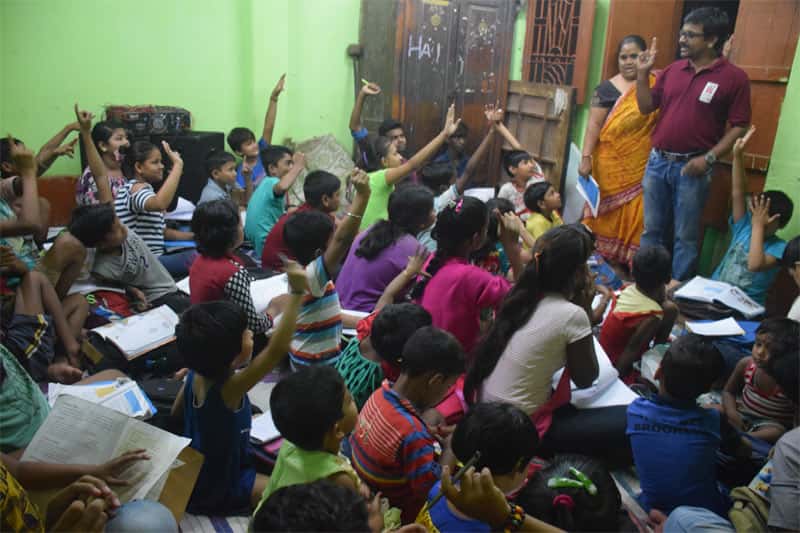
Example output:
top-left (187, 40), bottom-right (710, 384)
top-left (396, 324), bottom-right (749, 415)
top-left (337, 229), bottom-right (419, 312)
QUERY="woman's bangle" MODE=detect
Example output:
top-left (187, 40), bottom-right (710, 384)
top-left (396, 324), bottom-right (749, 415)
top-left (503, 504), bottom-right (525, 533)
top-left (346, 212), bottom-right (362, 220)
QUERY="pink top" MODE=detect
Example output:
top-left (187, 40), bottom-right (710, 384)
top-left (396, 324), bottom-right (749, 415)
top-left (420, 257), bottom-right (511, 355)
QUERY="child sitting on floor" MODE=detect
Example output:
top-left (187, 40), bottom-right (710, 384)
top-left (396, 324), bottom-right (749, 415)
top-left (77, 106), bottom-right (196, 278)
top-left (350, 326), bottom-right (465, 522)
top-left (172, 261), bottom-right (304, 515)
top-left (282, 169), bottom-right (371, 368)
top-left (495, 118), bottom-right (546, 219)
top-left (359, 104), bottom-right (460, 231)
top-left (261, 170), bottom-right (341, 271)
top-left (416, 402), bottom-right (539, 532)
top-left (627, 334), bottom-right (728, 516)
top-left (189, 199), bottom-right (271, 336)
top-left (197, 149), bottom-right (252, 206)
top-left (722, 318), bottom-right (799, 444)
top-left (711, 127), bottom-right (793, 305)
top-left (600, 245), bottom-right (678, 382)
top-left (516, 454), bottom-right (621, 532)
top-left (227, 73), bottom-right (285, 189)
top-left (244, 146), bottom-right (305, 258)
top-left (523, 181), bottom-right (563, 244)
top-left (254, 365), bottom-right (360, 514)
top-left (335, 302), bottom-right (433, 409)
top-left (68, 204), bottom-right (190, 313)
top-left (415, 197), bottom-right (522, 355)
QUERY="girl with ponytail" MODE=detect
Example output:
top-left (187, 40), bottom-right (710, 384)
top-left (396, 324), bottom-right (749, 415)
top-left (416, 196), bottom-right (523, 356)
top-left (466, 224), bottom-right (631, 463)
top-left (337, 185), bottom-right (435, 312)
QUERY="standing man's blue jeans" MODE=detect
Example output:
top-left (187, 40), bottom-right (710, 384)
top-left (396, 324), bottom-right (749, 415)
top-left (640, 149), bottom-right (711, 280)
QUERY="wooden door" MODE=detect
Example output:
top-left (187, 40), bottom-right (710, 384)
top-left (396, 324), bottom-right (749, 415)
top-left (727, 0), bottom-right (800, 172)
top-left (503, 81), bottom-right (576, 191)
top-left (602, 0), bottom-right (684, 81)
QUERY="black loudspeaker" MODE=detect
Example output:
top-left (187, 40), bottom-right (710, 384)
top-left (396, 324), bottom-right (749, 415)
top-left (149, 131), bottom-right (224, 207)
top-left (78, 130), bottom-right (224, 208)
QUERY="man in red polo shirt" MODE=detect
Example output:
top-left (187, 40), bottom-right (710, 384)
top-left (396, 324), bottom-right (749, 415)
top-left (636, 7), bottom-right (750, 281)
top-left (261, 170), bottom-right (340, 270)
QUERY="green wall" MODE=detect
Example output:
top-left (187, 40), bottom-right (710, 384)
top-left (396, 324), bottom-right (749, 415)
top-left (0, 0), bottom-right (797, 237)
top-left (0, 0), bottom-right (360, 175)
top-left (765, 46), bottom-right (800, 239)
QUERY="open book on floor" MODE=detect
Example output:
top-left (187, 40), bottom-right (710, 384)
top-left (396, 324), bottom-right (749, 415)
top-left (674, 276), bottom-right (765, 319)
top-left (23, 395), bottom-right (193, 504)
top-left (47, 378), bottom-right (157, 420)
top-left (177, 273), bottom-right (288, 314)
top-left (90, 305), bottom-right (179, 360)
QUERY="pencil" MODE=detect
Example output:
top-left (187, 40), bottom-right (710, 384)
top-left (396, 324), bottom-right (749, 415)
top-left (421, 451), bottom-right (481, 513)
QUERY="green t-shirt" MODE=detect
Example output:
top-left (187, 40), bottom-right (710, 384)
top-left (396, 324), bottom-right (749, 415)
top-left (359, 169), bottom-right (393, 231)
top-left (254, 440), bottom-right (358, 514)
top-left (0, 345), bottom-right (50, 453)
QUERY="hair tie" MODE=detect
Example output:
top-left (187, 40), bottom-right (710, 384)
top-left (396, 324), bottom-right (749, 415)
top-left (552, 494), bottom-right (575, 511)
top-left (454, 198), bottom-right (464, 213)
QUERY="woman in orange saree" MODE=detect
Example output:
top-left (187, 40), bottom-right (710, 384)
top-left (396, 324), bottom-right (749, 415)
top-left (580, 35), bottom-right (658, 267)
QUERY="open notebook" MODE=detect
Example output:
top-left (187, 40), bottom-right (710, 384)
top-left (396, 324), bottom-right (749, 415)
top-left (90, 305), bottom-right (179, 360)
top-left (674, 276), bottom-right (764, 319)
top-left (177, 274), bottom-right (288, 314)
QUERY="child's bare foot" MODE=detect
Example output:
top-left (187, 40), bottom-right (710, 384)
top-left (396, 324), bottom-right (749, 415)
top-left (47, 361), bottom-right (83, 384)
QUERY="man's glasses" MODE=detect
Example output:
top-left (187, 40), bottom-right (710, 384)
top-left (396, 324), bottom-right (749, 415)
top-left (679, 30), bottom-right (705, 40)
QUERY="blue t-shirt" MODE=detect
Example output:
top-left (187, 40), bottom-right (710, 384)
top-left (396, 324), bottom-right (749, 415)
top-left (183, 371), bottom-right (256, 515)
top-left (235, 137), bottom-right (269, 189)
top-left (417, 481), bottom-right (490, 532)
top-left (431, 148), bottom-right (470, 177)
top-left (711, 212), bottom-right (786, 305)
top-left (244, 176), bottom-right (286, 257)
top-left (627, 396), bottom-right (728, 516)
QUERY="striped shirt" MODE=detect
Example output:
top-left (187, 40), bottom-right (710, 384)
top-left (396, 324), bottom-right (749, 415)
top-left (349, 381), bottom-right (441, 523)
top-left (114, 180), bottom-right (165, 256)
top-left (289, 256), bottom-right (343, 366)
top-left (739, 360), bottom-right (795, 429)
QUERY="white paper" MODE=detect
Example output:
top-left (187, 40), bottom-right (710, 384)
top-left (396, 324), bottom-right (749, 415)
top-left (178, 274), bottom-right (290, 315)
top-left (464, 187), bottom-right (495, 203)
top-left (713, 285), bottom-right (764, 319)
top-left (91, 305), bottom-right (179, 359)
top-left (165, 197), bottom-right (196, 221)
top-left (552, 338), bottom-right (637, 408)
top-left (251, 413), bottom-right (281, 444)
top-left (686, 317), bottom-right (745, 337)
top-left (23, 395), bottom-right (189, 504)
top-left (67, 278), bottom-right (126, 296)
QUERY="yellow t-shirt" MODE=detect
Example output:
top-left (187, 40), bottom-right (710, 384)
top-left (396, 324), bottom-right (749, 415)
top-left (525, 211), bottom-right (563, 244)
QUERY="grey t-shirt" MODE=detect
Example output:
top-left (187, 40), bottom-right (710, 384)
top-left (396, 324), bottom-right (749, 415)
top-left (92, 230), bottom-right (177, 302)
top-left (768, 427), bottom-right (800, 531)
top-left (197, 178), bottom-right (230, 205)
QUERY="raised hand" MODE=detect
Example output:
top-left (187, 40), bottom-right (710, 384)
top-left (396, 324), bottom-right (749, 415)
top-left (271, 73), bottom-right (286, 100)
top-left (54, 137), bottom-right (79, 159)
top-left (483, 103), bottom-right (504, 123)
top-left (732, 125), bottom-right (756, 156)
top-left (497, 210), bottom-right (522, 241)
top-left (7, 134), bottom-right (35, 173)
top-left (405, 245), bottom-right (431, 278)
top-left (637, 37), bottom-right (658, 73)
top-left (361, 82), bottom-right (382, 96)
top-left (74, 104), bottom-right (95, 132)
top-left (440, 466), bottom-right (510, 528)
top-left (351, 168), bottom-right (371, 197)
top-left (443, 104), bottom-right (461, 137)
top-left (750, 194), bottom-right (780, 228)
top-left (161, 141), bottom-right (183, 167)
top-left (292, 151), bottom-right (306, 169)
top-left (285, 259), bottom-right (308, 294)
top-left (242, 160), bottom-right (253, 177)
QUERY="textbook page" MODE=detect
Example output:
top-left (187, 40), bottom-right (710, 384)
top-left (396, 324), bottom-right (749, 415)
top-left (91, 305), bottom-right (179, 359)
top-left (686, 317), bottom-right (746, 337)
top-left (177, 274), bottom-right (289, 315)
top-left (22, 396), bottom-right (189, 503)
top-left (112, 417), bottom-right (190, 501)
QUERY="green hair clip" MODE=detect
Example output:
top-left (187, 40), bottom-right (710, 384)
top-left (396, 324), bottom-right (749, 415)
top-left (547, 467), bottom-right (598, 496)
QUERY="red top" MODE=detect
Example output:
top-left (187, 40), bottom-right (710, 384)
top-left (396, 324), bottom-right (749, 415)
top-left (261, 204), bottom-right (314, 271)
top-left (650, 58), bottom-right (750, 153)
top-left (189, 253), bottom-right (243, 304)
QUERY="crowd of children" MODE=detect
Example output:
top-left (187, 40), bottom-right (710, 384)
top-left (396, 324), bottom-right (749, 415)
top-left (1, 64), bottom-right (799, 533)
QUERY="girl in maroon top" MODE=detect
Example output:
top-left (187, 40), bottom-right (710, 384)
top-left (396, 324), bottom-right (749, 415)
top-left (189, 200), bottom-right (271, 335)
